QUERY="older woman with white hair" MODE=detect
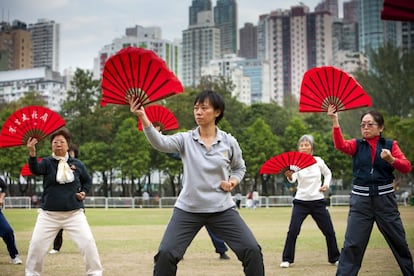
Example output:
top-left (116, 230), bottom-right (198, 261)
top-left (280, 134), bottom-right (340, 268)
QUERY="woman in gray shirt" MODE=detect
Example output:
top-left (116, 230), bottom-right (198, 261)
top-left (130, 90), bottom-right (264, 276)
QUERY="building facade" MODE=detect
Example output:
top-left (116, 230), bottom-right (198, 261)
top-left (28, 19), bottom-right (60, 72)
top-left (93, 25), bottom-right (181, 80)
top-left (182, 9), bottom-right (221, 87)
top-left (0, 20), bottom-right (32, 71)
top-left (258, 5), bottom-right (333, 105)
top-left (0, 67), bottom-right (66, 111)
top-left (214, 0), bottom-right (238, 56)
top-left (239, 23), bottom-right (257, 59)
top-left (358, 0), bottom-right (398, 54)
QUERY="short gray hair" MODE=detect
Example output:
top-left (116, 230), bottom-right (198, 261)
top-left (297, 134), bottom-right (314, 151)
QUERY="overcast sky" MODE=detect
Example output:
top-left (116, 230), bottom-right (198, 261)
top-left (2, 0), bottom-right (334, 73)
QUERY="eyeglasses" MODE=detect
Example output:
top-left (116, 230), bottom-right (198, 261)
top-left (360, 123), bottom-right (378, 128)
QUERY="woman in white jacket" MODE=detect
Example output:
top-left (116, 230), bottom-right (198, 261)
top-left (280, 134), bottom-right (340, 268)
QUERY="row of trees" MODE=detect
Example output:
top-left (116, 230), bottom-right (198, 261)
top-left (0, 44), bottom-right (413, 197)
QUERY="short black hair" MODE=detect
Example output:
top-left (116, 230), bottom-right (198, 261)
top-left (360, 110), bottom-right (384, 128)
top-left (194, 90), bottom-right (225, 124)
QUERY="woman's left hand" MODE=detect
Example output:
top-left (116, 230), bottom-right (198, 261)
top-left (319, 184), bottom-right (328, 192)
top-left (76, 191), bottom-right (86, 201)
top-left (380, 149), bottom-right (395, 164)
top-left (220, 180), bottom-right (236, 192)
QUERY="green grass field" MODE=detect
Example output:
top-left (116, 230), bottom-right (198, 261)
top-left (1, 206), bottom-right (413, 275)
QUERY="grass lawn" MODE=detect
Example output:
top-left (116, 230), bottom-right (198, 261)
top-left (1, 206), bottom-right (413, 275)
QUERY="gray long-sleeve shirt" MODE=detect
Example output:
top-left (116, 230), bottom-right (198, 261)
top-left (144, 125), bottom-right (246, 213)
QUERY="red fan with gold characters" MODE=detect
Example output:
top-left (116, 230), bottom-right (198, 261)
top-left (101, 46), bottom-right (184, 107)
top-left (0, 106), bottom-right (66, 148)
top-left (299, 66), bottom-right (372, 112)
top-left (260, 152), bottom-right (317, 175)
top-left (138, 105), bottom-right (179, 131)
top-left (20, 158), bottom-right (42, 177)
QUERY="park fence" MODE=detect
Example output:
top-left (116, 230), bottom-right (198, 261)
top-left (3, 195), bottom-right (409, 209)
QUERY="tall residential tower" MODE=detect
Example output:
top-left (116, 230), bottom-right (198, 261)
top-left (28, 19), bottom-right (60, 72)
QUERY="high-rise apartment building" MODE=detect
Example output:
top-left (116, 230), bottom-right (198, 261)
top-left (343, 0), bottom-right (358, 24)
top-left (399, 22), bottom-right (414, 54)
top-left (182, 4), bottom-right (221, 87)
top-left (0, 67), bottom-right (66, 111)
top-left (239, 23), bottom-right (257, 59)
top-left (358, 0), bottom-right (398, 54)
top-left (28, 19), bottom-right (60, 72)
top-left (0, 20), bottom-right (32, 71)
top-left (214, 0), bottom-right (238, 56)
top-left (315, 0), bottom-right (339, 18)
top-left (258, 5), bottom-right (333, 105)
top-left (93, 25), bottom-right (180, 80)
top-left (189, 0), bottom-right (212, 26)
top-left (201, 54), bottom-right (251, 105)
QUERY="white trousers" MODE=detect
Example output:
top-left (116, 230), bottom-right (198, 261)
top-left (25, 209), bottom-right (103, 276)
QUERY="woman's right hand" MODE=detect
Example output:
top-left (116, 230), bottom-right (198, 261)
top-left (27, 137), bottom-right (38, 157)
top-left (128, 96), bottom-right (144, 117)
top-left (284, 170), bottom-right (294, 181)
top-left (128, 96), bottom-right (152, 128)
top-left (327, 105), bottom-right (340, 127)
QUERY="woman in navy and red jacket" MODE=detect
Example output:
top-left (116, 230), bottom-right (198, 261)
top-left (328, 105), bottom-right (413, 276)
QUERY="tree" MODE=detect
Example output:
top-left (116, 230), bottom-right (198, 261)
top-left (60, 69), bottom-right (101, 145)
top-left (280, 117), bottom-right (309, 152)
top-left (383, 116), bottom-right (414, 182)
top-left (240, 118), bottom-right (281, 195)
top-left (80, 141), bottom-right (114, 197)
top-left (113, 117), bottom-right (151, 196)
top-left (354, 43), bottom-right (414, 118)
top-left (247, 103), bottom-right (291, 137)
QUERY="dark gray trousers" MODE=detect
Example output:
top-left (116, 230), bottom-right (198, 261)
top-left (336, 193), bottom-right (414, 276)
top-left (153, 207), bottom-right (264, 276)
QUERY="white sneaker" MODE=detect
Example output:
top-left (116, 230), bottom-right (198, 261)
top-left (11, 255), bottom-right (22, 264)
top-left (49, 249), bottom-right (59, 254)
top-left (280, 261), bottom-right (290, 268)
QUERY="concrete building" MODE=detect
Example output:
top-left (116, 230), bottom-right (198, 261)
top-left (93, 25), bottom-right (181, 80)
top-left (334, 51), bottom-right (368, 74)
top-left (0, 67), bottom-right (66, 111)
top-left (28, 19), bottom-right (60, 72)
top-left (315, 0), bottom-right (339, 18)
top-left (182, 9), bottom-right (221, 87)
top-left (358, 0), bottom-right (398, 54)
top-left (189, 0), bottom-right (212, 26)
top-left (201, 54), bottom-right (250, 105)
top-left (236, 58), bottom-right (271, 104)
top-left (258, 5), bottom-right (333, 105)
top-left (239, 23), bottom-right (257, 59)
top-left (214, 0), bottom-right (238, 56)
top-left (0, 20), bottom-right (32, 71)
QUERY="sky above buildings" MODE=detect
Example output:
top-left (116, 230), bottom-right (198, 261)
top-left (3, 0), bottom-right (333, 73)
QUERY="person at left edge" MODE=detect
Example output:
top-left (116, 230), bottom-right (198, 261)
top-left (130, 90), bottom-right (264, 276)
top-left (25, 128), bottom-right (103, 276)
top-left (0, 177), bottom-right (23, 265)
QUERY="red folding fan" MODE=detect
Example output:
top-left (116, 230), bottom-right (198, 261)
top-left (21, 158), bottom-right (42, 176)
top-left (299, 66), bottom-right (372, 112)
top-left (101, 46), bottom-right (184, 107)
top-left (0, 106), bottom-right (66, 148)
top-left (138, 105), bottom-right (179, 131)
top-left (381, 0), bottom-right (414, 22)
top-left (259, 152), bottom-right (317, 175)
